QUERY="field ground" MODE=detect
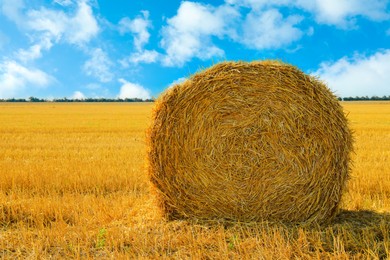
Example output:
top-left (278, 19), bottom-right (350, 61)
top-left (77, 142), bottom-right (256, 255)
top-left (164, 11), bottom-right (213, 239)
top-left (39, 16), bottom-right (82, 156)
top-left (0, 102), bottom-right (389, 259)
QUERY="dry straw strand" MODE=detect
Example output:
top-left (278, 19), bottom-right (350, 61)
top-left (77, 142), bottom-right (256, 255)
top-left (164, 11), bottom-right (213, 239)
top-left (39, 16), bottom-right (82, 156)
top-left (147, 60), bottom-right (353, 224)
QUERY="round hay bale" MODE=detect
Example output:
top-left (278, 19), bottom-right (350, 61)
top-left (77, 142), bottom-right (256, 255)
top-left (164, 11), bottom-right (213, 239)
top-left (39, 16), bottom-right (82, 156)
top-left (147, 60), bottom-right (353, 224)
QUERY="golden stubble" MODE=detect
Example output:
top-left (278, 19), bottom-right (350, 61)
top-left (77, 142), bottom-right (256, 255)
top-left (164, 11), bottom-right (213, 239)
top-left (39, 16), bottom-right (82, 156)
top-left (0, 102), bottom-right (389, 258)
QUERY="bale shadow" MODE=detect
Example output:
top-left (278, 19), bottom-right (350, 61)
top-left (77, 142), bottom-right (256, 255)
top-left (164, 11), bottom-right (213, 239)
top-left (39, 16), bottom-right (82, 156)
top-left (332, 209), bottom-right (390, 229)
top-left (323, 209), bottom-right (390, 258)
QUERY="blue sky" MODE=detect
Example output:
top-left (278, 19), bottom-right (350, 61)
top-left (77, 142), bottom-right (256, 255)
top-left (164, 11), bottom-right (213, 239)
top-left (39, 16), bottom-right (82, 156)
top-left (0, 0), bottom-right (389, 99)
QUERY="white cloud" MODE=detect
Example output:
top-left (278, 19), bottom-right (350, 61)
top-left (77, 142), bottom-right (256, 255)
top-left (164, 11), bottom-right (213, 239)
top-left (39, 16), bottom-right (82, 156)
top-left (0, 31), bottom-right (9, 50)
top-left (26, 9), bottom-right (67, 42)
top-left (226, 0), bottom-right (390, 28)
top-left (0, 0), bottom-right (101, 96)
top-left (305, 0), bottom-right (390, 27)
top-left (0, 60), bottom-right (53, 98)
top-left (159, 1), bottom-right (304, 66)
top-left (239, 8), bottom-right (303, 49)
top-left (225, 0), bottom-right (290, 9)
top-left (26, 1), bottom-right (99, 46)
top-left (118, 78), bottom-right (151, 100)
top-left (67, 1), bottom-right (99, 45)
top-left (83, 48), bottom-right (113, 82)
top-left (127, 50), bottom-right (160, 64)
top-left (307, 26), bottom-right (314, 36)
top-left (119, 10), bottom-right (151, 51)
top-left (16, 44), bottom-right (44, 62)
top-left (314, 50), bottom-right (390, 97)
top-left (0, 0), bottom-right (24, 24)
top-left (16, 36), bottom-right (53, 62)
top-left (160, 1), bottom-right (239, 67)
top-left (306, 0), bottom-right (358, 26)
top-left (53, 0), bottom-right (73, 6)
top-left (72, 90), bottom-right (85, 99)
top-left (1, 0), bottom-right (99, 53)
top-left (119, 11), bottom-right (160, 65)
top-left (168, 77), bottom-right (187, 89)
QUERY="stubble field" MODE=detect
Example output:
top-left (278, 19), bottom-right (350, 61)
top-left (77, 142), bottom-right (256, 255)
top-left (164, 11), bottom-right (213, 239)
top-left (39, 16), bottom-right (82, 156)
top-left (0, 102), bottom-right (389, 259)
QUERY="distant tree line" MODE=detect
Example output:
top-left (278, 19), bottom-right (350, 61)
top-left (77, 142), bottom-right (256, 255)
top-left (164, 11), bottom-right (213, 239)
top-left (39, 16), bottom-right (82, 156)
top-left (339, 96), bottom-right (390, 101)
top-left (1, 95), bottom-right (389, 102)
top-left (0, 97), bottom-right (155, 102)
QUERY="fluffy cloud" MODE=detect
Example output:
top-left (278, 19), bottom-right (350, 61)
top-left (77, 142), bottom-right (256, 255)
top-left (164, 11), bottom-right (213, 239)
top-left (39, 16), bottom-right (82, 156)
top-left (119, 11), bottom-right (160, 65)
top-left (119, 11), bottom-right (151, 51)
top-left (296, 0), bottom-right (390, 27)
top-left (54, 0), bottom-right (73, 6)
top-left (16, 44), bottom-right (44, 62)
top-left (226, 0), bottom-right (390, 27)
top-left (167, 77), bottom-right (187, 90)
top-left (67, 1), bottom-right (99, 45)
top-left (0, 60), bottom-right (53, 98)
top-left (0, 0), bottom-right (99, 65)
top-left (225, 0), bottom-right (290, 9)
top-left (0, 0), bottom-right (24, 24)
top-left (26, 8), bottom-right (68, 41)
top-left (160, 1), bottom-right (239, 67)
top-left (72, 90), bottom-right (85, 99)
top-left (314, 50), bottom-right (390, 97)
top-left (159, 1), bottom-right (305, 66)
top-left (0, 31), bottom-right (9, 50)
top-left (239, 8), bottom-right (303, 49)
top-left (26, 1), bottom-right (99, 46)
top-left (127, 50), bottom-right (159, 64)
top-left (169, 77), bottom-right (187, 86)
top-left (83, 48), bottom-right (113, 83)
top-left (118, 79), bottom-right (151, 100)
top-left (157, 0), bottom-right (389, 67)
top-left (0, 0), bottom-right (100, 98)
top-left (16, 36), bottom-right (53, 62)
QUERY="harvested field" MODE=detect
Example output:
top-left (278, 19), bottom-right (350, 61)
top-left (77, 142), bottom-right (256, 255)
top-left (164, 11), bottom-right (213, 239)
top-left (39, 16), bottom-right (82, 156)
top-left (0, 102), bottom-right (389, 258)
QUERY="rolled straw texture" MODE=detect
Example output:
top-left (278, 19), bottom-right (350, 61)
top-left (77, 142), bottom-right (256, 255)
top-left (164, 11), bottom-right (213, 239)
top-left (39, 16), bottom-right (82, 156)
top-left (148, 61), bottom-right (353, 224)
